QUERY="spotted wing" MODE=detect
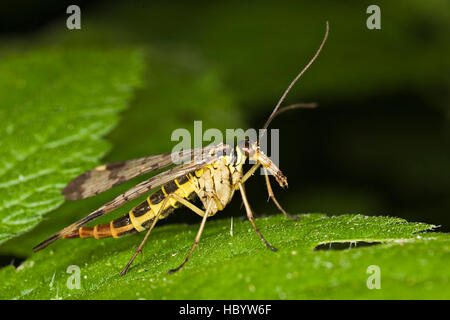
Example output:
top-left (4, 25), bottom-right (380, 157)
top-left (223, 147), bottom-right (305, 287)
top-left (63, 145), bottom-right (224, 200)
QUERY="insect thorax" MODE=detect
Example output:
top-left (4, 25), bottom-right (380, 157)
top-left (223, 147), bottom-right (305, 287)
top-left (189, 146), bottom-right (246, 215)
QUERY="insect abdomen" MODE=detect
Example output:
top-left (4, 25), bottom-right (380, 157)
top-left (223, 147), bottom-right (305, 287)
top-left (62, 213), bottom-right (138, 239)
top-left (129, 175), bottom-right (197, 231)
top-left (62, 175), bottom-right (197, 240)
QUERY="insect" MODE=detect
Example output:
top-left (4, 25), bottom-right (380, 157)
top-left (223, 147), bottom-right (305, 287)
top-left (34, 22), bottom-right (329, 276)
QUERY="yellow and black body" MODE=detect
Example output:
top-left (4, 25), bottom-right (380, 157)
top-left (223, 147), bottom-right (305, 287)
top-left (61, 145), bottom-right (251, 241)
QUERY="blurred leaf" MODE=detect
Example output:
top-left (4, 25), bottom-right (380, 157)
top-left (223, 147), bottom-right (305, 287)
top-left (0, 48), bottom-right (144, 244)
top-left (0, 214), bottom-right (447, 299)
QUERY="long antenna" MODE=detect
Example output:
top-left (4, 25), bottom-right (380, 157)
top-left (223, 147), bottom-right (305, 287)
top-left (271, 102), bottom-right (317, 118)
top-left (262, 21), bottom-right (329, 131)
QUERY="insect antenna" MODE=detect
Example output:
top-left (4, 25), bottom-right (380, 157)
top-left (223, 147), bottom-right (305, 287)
top-left (260, 21), bottom-right (329, 138)
top-left (270, 102), bottom-right (317, 118)
top-left (253, 21), bottom-right (329, 222)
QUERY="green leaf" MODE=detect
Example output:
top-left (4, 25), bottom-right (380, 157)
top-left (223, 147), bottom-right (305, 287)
top-left (0, 48), bottom-right (145, 244)
top-left (0, 214), bottom-right (447, 299)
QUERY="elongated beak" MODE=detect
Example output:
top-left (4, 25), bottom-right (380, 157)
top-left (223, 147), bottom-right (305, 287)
top-left (254, 152), bottom-right (288, 188)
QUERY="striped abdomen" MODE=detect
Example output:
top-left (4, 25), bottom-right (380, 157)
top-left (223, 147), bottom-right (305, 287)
top-left (62, 175), bottom-right (198, 240)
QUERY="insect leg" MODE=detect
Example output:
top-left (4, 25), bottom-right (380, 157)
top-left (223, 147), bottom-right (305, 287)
top-left (167, 199), bottom-right (214, 274)
top-left (170, 193), bottom-right (209, 217)
top-left (120, 193), bottom-right (208, 276)
top-left (241, 163), bottom-right (261, 184)
top-left (263, 167), bottom-right (300, 221)
top-left (237, 163), bottom-right (261, 209)
top-left (120, 196), bottom-right (171, 276)
top-left (238, 182), bottom-right (277, 251)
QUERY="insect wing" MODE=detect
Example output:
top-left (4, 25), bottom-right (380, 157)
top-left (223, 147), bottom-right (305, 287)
top-left (63, 145), bottom-right (225, 200)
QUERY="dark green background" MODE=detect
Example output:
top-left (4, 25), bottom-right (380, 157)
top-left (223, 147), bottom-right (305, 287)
top-left (0, 0), bottom-right (448, 266)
